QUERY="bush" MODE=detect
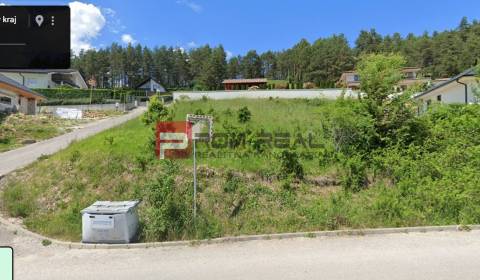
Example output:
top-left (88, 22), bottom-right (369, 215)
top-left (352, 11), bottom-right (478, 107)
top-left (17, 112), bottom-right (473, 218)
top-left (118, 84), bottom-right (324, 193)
top-left (274, 82), bottom-right (288, 89)
top-left (36, 88), bottom-right (148, 99)
top-left (340, 154), bottom-right (368, 192)
top-left (35, 88), bottom-right (172, 105)
top-left (223, 169), bottom-right (242, 193)
top-left (237, 106), bottom-right (252, 123)
top-left (142, 162), bottom-right (191, 241)
top-left (277, 150), bottom-right (304, 179)
top-left (142, 95), bottom-right (170, 126)
top-left (328, 104), bottom-right (375, 157)
top-left (303, 82), bottom-right (315, 89)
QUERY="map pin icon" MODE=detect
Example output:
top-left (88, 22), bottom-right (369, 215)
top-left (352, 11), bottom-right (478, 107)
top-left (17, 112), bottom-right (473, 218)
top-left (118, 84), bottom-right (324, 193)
top-left (35, 15), bottom-right (44, 27)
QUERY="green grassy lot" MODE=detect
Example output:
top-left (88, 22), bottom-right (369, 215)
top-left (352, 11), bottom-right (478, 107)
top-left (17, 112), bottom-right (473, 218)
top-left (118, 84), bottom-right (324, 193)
top-left (170, 98), bottom-right (344, 175)
top-left (2, 99), bottom-right (480, 242)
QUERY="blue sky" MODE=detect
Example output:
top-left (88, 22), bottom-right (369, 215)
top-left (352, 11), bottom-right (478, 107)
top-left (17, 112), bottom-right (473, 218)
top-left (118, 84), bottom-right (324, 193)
top-left (3, 0), bottom-right (480, 56)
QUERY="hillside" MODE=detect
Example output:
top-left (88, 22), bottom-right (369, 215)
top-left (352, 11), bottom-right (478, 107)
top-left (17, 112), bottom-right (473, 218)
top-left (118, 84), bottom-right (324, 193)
top-left (1, 98), bottom-right (480, 242)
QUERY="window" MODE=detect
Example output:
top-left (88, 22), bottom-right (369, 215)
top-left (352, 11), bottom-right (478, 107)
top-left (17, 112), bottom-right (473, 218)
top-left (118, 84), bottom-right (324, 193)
top-left (353, 75), bottom-right (359, 81)
top-left (437, 95), bottom-right (442, 101)
top-left (405, 72), bottom-right (416, 79)
top-left (0, 96), bottom-right (12, 105)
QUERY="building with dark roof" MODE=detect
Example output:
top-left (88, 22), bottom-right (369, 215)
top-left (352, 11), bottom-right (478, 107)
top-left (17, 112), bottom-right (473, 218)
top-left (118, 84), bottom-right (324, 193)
top-left (0, 74), bottom-right (45, 115)
top-left (337, 67), bottom-right (429, 91)
top-left (414, 68), bottom-right (478, 106)
top-left (135, 77), bottom-right (166, 93)
top-left (0, 69), bottom-right (88, 89)
top-left (222, 78), bottom-right (267, 90)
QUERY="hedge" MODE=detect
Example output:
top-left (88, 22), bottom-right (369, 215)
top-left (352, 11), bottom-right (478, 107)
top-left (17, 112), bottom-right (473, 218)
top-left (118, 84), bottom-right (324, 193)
top-left (34, 88), bottom-right (172, 105)
top-left (34, 88), bottom-right (156, 99)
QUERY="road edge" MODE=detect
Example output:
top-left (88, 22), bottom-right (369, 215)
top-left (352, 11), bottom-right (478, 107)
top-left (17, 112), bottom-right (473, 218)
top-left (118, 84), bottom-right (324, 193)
top-left (0, 216), bottom-right (477, 249)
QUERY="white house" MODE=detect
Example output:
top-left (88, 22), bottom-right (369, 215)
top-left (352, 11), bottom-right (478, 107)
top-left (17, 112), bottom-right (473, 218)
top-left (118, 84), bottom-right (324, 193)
top-left (135, 78), bottom-right (166, 93)
top-left (0, 74), bottom-right (45, 115)
top-left (0, 69), bottom-right (88, 89)
top-left (415, 68), bottom-right (478, 107)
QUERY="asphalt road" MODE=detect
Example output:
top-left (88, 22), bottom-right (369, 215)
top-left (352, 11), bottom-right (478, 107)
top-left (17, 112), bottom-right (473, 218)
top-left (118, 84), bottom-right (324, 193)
top-left (1, 224), bottom-right (479, 280)
top-left (0, 107), bottom-right (145, 177)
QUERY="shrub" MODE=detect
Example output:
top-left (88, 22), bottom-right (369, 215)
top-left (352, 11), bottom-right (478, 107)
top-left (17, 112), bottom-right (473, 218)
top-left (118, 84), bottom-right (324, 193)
top-left (277, 149), bottom-right (304, 179)
top-left (274, 82), bottom-right (288, 89)
top-left (142, 95), bottom-right (170, 126)
top-left (340, 154), bottom-right (368, 192)
top-left (246, 128), bottom-right (269, 154)
top-left (222, 122), bottom-right (246, 148)
top-left (142, 162), bottom-right (191, 241)
top-left (237, 106), bottom-right (252, 123)
top-left (223, 169), bottom-right (242, 193)
top-left (328, 105), bottom-right (375, 156)
top-left (303, 82), bottom-right (315, 89)
top-left (194, 108), bottom-right (204, 115)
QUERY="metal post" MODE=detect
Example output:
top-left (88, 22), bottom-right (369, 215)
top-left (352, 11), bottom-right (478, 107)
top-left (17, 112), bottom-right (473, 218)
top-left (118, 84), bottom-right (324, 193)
top-left (89, 86), bottom-right (93, 110)
top-left (193, 138), bottom-right (197, 219)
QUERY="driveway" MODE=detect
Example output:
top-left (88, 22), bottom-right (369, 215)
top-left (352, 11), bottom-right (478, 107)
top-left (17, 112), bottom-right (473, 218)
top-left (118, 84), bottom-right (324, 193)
top-left (0, 107), bottom-right (145, 177)
top-left (1, 223), bottom-right (479, 280)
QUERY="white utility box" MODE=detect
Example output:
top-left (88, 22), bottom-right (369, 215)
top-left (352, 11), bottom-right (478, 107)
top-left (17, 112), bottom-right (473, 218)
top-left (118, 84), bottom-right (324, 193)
top-left (81, 201), bottom-right (140, 244)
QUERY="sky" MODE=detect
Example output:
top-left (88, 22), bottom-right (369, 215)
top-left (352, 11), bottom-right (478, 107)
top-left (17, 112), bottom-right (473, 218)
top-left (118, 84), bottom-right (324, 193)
top-left (2, 0), bottom-right (480, 56)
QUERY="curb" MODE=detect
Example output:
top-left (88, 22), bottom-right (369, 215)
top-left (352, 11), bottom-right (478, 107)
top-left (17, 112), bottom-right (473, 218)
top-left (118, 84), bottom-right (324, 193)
top-left (1, 216), bottom-right (478, 250)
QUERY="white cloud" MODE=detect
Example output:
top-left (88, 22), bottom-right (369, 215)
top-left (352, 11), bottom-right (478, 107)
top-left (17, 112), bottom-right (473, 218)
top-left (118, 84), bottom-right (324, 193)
top-left (103, 7), bottom-right (115, 15)
top-left (0, 3), bottom-right (7, 5)
top-left (102, 7), bottom-right (126, 34)
top-left (121, 34), bottom-right (136, 45)
top-left (176, 0), bottom-right (203, 13)
top-left (69, 1), bottom-right (106, 53)
top-left (226, 50), bottom-right (233, 59)
top-left (186, 41), bottom-right (197, 48)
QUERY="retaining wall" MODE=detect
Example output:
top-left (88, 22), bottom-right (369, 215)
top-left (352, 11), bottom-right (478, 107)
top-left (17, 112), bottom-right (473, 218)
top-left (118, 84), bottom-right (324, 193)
top-left (38, 102), bottom-right (137, 113)
top-left (173, 89), bottom-right (358, 101)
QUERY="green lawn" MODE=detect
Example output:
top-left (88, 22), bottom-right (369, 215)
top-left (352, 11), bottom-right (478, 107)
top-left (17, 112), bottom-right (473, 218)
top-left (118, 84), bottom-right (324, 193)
top-left (2, 99), bottom-right (480, 242)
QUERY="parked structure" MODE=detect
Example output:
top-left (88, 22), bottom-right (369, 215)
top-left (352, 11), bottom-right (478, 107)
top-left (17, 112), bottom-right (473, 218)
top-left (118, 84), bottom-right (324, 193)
top-left (0, 69), bottom-right (88, 89)
top-left (415, 68), bottom-right (478, 106)
top-left (135, 77), bottom-right (166, 93)
top-left (337, 67), bottom-right (429, 90)
top-left (0, 74), bottom-right (45, 115)
top-left (222, 78), bottom-right (267, 90)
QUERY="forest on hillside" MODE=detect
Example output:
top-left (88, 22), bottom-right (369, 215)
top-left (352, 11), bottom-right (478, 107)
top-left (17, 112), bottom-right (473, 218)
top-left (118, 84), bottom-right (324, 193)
top-left (72, 17), bottom-right (480, 90)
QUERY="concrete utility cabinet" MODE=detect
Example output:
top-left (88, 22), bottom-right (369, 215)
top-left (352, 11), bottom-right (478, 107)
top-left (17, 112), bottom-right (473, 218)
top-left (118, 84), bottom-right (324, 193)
top-left (81, 201), bottom-right (140, 244)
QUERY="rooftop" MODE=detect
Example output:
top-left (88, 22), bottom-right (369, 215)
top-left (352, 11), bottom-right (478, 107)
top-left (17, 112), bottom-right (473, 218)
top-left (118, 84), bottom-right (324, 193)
top-left (222, 78), bottom-right (268, 84)
top-left (0, 73), bottom-right (45, 100)
top-left (415, 68), bottom-right (476, 99)
top-left (0, 69), bottom-right (80, 74)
